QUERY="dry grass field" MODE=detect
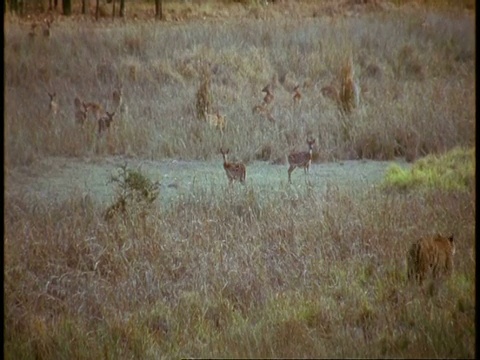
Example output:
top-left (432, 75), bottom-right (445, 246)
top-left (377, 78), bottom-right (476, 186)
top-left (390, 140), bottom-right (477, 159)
top-left (4, 0), bottom-right (475, 358)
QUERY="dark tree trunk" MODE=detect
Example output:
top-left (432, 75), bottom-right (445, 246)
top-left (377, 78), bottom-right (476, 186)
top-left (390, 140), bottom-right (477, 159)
top-left (119, 0), bottom-right (125, 17)
top-left (155, 0), bottom-right (162, 20)
top-left (11, 0), bottom-right (25, 14)
top-left (54, 0), bottom-right (58, 9)
top-left (62, 0), bottom-right (71, 15)
top-left (10, 0), bottom-right (19, 13)
top-left (95, 0), bottom-right (99, 20)
top-left (81, 0), bottom-right (86, 14)
top-left (112, 0), bottom-right (115, 20)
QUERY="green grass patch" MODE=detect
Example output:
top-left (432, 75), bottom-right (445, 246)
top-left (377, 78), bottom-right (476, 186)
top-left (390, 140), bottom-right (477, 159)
top-left (382, 147), bottom-right (475, 192)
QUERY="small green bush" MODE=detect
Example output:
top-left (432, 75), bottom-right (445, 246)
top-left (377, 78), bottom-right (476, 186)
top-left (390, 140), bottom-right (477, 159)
top-left (104, 163), bottom-right (160, 220)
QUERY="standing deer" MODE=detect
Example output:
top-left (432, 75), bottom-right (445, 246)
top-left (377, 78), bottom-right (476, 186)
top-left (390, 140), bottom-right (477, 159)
top-left (262, 84), bottom-right (274, 105)
top-left (206, 111), bottom-right (226, 133)
top-left (28, 22), bottom-right (38, 38)
top-left (47, 91), bottom-right (58, 116)
top-left (112, 88), bottom-right (123, 111)
top-left (112, 87), bottom-right (129, 122)
top-left (287, 138), bottom-right (316, 184)
top-left (98, 111), bottom-right (115, 135)
top-left (43, 18), bottom-right (53, 37)
top-left (74, 97), bottom-right (88, 125)
top-left (84, 101), bottom-right (104, 123)
top-left (220, 148), bottom-right (246, 184)
top-left (293, 84), bottom-right (302, 104)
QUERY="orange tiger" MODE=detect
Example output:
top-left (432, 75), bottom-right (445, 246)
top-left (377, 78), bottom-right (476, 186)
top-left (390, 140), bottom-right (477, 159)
top-left (407, 234), bottom-right (455, 284)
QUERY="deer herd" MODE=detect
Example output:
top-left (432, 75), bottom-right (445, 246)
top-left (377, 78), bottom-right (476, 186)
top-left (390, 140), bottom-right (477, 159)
top-left (45, 83), bottom-right (317, 184)
top-left (45, 77), bottom-right (321, 183)
top-left (220, 137), bottom-right (316, 185)
top-left (65, 88), bottom-right (124, 136)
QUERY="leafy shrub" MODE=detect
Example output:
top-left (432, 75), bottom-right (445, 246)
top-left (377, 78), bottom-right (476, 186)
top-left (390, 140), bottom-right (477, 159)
top-left (104, 163), bottom-right (160, 220)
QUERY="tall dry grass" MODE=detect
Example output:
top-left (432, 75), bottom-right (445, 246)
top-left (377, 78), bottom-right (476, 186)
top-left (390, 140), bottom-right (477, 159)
top-left (4, 5), bottom-right (475, 167)
top-left (4, 179), bottom-right (475, 358)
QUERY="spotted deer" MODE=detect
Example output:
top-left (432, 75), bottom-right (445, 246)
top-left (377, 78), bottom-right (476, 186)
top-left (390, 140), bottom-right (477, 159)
top-left (293, 84), bottom-right (302, 104)
top-left (206, 111), bottom-right (227, 133)
top-left (74, 97), bottom-right (88, 125)
top-left (112, 88), bottom-right (123, 111)
top-left (262, 84), bottom-right (274, 105)
top-left (252, 104), bottom-right (275, 123)
top-left (47, 91), bottom-right (58, 116)
top-left (98, 111), bottom-right (115, 135)
top-left (220, 148), bottom-right (246, 184)
top-left (287, 138), bottom-right (316, 184)
top-left (84, 102), bottom-right (104, 123)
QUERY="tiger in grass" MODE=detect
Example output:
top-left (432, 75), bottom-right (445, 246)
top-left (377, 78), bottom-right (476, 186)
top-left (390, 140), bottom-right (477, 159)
top-left (407, 233), bottom-right (455, 285)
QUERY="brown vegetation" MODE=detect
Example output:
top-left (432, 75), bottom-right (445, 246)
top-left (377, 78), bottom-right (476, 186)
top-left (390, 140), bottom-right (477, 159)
top-left (339, 57), bottom-right (360, 114)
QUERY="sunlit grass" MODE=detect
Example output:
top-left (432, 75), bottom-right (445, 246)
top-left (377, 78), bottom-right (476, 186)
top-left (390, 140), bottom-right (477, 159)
top-left (382, 147), bottom-right (475, 191)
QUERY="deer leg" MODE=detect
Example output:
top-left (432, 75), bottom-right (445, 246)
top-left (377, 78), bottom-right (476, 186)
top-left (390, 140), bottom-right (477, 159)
top-left (288, 165), bottom-right (296, 183)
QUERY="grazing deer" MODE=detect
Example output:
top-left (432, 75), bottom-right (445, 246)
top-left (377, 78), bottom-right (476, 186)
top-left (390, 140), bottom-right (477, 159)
top-left (98, 111), bottom-right (115, 135)
top-left (321, 84), bottom-right (339, 103)
top-left (287, 138), bottom-right (316, 184)
top-left (47, 91), bottom-right (58, 116)
top-left (293, 84), bottom-right (302, 104)
top-left (262, 84), bottom-right (274, 105)
top-left (220, 148), bottom-right (246, 184)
